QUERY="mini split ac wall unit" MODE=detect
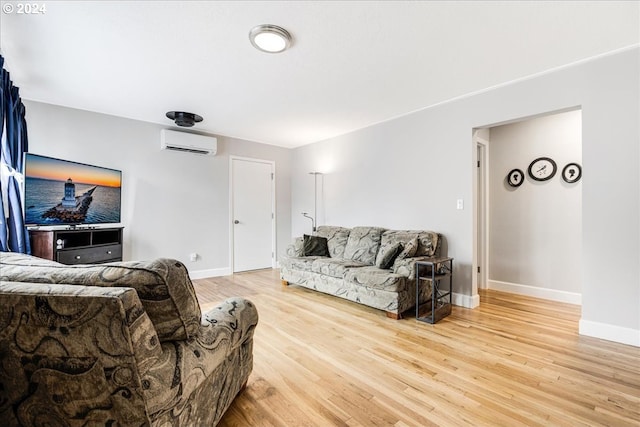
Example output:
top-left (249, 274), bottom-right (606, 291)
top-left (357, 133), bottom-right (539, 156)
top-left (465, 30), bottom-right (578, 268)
top-left (160, 129), bottom-right (217, 156)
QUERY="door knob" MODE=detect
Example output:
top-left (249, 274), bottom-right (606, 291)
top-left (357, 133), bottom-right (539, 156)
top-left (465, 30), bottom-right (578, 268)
top-left (234, 220), bottom-right (240, 224)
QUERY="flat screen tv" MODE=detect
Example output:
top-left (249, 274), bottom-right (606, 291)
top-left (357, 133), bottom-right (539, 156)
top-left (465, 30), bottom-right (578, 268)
top-left (23, 153), bottom-right (122, 226)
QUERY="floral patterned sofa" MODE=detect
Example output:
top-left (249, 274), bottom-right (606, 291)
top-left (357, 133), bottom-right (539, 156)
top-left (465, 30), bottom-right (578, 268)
top-left (0, 252), bottom-right (258, 426)
top-left (280, 226), bottom-right (441, 319)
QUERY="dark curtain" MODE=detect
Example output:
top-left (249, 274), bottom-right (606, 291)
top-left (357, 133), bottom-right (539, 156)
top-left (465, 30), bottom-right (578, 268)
top-left (0, 55), bottom-right (30, 253)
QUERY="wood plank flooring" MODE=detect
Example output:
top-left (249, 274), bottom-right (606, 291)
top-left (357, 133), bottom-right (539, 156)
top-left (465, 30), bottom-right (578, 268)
top-left (193, 269), bottom-right (640, 426)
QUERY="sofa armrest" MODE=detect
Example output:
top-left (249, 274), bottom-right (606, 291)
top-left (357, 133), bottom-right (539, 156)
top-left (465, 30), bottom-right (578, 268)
top-left (391, 255), bottom-right (433, 279)
top-left (200, 297), bottom-right (259, 350)
top-left (285, 236), bottom-right (304, 257)
top-left (141, 297), bottom-right (258, 417)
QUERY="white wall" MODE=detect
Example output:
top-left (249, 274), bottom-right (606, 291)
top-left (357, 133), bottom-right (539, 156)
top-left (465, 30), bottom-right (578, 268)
top-left (21, 48), bottom-right (639, 346)
top-left (291, 47), bottom-right (639, 346)
top-left (23, 101), bottom-right (292, 277)
top-left (488, 110), bottom-right (582, 303)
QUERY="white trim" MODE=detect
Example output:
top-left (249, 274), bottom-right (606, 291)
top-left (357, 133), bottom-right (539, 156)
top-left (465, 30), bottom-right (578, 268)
top-left (579, 319), bottom-right (640, 347)
top-left (488, 280), bottom-right (582, 305)
top-left (188, 267), bottom-right (231, 280)
top-left (473, 135), bottom-right (490, 293)
top-left (469, 132), bottom-right (489, 310)
top-left (452, 292), bottom-right (480, 309)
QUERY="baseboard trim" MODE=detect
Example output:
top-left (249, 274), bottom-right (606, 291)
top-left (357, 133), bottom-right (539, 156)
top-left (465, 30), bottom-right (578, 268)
top-left (452, 292), bottom-right (480, 309)
top-left (189, 267), bottom-right (231, 280)
top-left (487, 280), bottom-right (582, 305)
top-left (579, 319), bottom-right (640, 347)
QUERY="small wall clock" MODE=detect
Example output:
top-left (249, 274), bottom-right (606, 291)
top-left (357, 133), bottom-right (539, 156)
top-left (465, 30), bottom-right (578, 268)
top-left (562, 162), bottom-right (582, 183)
top-left (528, 157), bottom-right (557, 181)
top-left (507, 168), bottom-right (524, 187)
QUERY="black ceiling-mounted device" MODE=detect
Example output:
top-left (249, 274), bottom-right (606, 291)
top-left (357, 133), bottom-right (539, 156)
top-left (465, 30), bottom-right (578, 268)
top-left (166, 111), bottom-right (203, 127)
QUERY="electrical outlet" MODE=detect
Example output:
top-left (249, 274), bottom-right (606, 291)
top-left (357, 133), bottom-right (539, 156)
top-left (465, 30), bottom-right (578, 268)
top-left (189, 253), bottom-right (198, 262)
top-left (456, 199), bottom-right (464, 210)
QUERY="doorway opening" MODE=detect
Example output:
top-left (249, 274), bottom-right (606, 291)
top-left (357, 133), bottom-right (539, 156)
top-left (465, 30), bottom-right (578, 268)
top-left (474, 108), bottom-right (582, 305)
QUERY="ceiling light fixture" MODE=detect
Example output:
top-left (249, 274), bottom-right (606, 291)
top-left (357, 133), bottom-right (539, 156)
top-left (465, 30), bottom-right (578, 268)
top-left (249, 24), bottom-right (292, 53)
top-left (166, 111), bottom-right (203, 127)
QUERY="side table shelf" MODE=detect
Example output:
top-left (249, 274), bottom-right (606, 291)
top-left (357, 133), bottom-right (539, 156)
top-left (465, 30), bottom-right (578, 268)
top-left (415, 257), bottom-right (453, 324)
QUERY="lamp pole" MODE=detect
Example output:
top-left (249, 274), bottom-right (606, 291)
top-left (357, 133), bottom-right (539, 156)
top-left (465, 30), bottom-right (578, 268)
top-left (309, 172), bottom-right (322, 232)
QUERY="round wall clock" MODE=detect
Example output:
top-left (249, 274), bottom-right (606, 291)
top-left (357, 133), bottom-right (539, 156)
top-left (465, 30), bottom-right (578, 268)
top-left (528, 157), bottom-right (557, 181)
top-left (562, 162), bottom-right (582, 183)
top-left (507, 168), bottom-right (524, 187)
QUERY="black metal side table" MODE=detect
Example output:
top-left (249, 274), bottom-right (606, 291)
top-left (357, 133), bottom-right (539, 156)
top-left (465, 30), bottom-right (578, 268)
top-left (415, 257), bottom-right (453, 324)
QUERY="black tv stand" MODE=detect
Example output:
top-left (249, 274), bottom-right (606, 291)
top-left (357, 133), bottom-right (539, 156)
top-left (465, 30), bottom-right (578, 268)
top-left (29, 226), bottom-right (123, 265)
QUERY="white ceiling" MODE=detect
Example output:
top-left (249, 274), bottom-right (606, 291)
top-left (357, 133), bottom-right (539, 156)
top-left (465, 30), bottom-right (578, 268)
top-left (1, 1), bottom-right (638, 148)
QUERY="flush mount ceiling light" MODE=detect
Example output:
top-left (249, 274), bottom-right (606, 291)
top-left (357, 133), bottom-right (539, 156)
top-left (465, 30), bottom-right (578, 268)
top-left (166, 111), bottom-right (203, 127)
top-left (249, 24), bottom-right (292, 53)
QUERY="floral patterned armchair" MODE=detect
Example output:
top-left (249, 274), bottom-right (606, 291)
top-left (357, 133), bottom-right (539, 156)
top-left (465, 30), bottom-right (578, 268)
top-left (0, 252), bottom-right (258, 426)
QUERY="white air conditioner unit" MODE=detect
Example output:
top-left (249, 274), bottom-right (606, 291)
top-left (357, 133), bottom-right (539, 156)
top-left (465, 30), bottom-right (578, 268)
top-left (160, 129), bottom-right (217, 156)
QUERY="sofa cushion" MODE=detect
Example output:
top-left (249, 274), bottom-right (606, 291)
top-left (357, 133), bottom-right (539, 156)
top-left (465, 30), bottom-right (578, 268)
top-left (343, 266), bottom-right (406, 292)
top-left (343, 226), bottom-right (386, 265)
top-left (303, 234), bottom-right (330, 256)
top-left (0, 252), bottom-right (201, 342)
top-left (280, 255), bottom-right (322, 272)
top-left (311, 258), bottom-right (368, 278)
top-left (375, 242), bottom-right (404, 269)
top-left (315, 226), bottom-right (351, 258)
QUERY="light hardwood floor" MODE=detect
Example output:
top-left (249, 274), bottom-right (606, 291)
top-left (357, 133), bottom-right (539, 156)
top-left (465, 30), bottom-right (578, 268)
top-left (193, 269), bottom-right (640, 427)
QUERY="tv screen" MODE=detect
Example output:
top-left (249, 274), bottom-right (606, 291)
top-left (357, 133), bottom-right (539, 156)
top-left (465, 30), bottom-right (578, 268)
top-left (24, 153), bottom-right (122, 226)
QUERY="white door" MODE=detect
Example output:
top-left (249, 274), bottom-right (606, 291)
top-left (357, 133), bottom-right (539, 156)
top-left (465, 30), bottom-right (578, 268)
top-left (231, 157), bottom-right (274, 272)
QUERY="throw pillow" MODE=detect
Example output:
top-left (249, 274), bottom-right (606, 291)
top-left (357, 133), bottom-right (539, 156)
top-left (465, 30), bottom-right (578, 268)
top-left (303, 234), bottom-right (330, 257)
top-left (377, 242), bottom-right (404, 269)
top-left (397, 236), bottom-right (419, 259)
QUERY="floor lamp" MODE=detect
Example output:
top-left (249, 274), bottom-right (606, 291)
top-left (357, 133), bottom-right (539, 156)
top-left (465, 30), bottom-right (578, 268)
top-left (302, 172), bottom-right (322, 232)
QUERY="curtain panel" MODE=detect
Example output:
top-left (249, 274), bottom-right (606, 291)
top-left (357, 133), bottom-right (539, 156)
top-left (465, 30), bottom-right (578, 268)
top-left (0, 55), bottom-right (30, 253)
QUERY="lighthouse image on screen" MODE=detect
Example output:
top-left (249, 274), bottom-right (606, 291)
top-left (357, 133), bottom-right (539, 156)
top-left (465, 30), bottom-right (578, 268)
top-left (24, 153), bottom-right (122, 226)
